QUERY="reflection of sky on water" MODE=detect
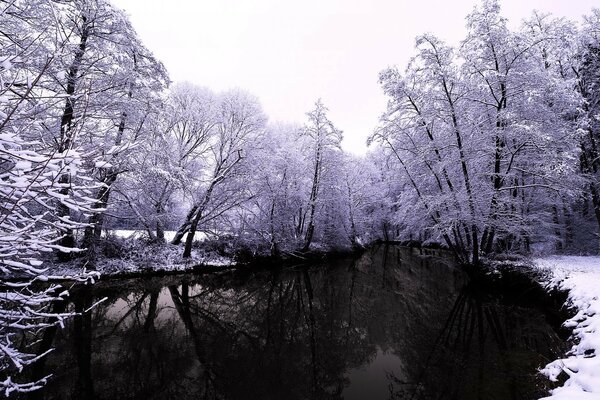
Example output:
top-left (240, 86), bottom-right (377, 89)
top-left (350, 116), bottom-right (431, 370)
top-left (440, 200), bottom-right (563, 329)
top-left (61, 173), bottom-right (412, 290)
top-left (344, 347), bottom-right (406, 400)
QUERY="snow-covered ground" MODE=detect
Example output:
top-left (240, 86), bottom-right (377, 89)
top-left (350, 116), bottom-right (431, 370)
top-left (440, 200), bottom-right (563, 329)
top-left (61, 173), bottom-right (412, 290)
top-left (104, 229), bottom-right (208, 243)
top-left (535, 256), bottom-right (600, 400)
top-left (46, 247), bottom-right (235, 279)
top-left (45, 231), bottom-right (233, 279)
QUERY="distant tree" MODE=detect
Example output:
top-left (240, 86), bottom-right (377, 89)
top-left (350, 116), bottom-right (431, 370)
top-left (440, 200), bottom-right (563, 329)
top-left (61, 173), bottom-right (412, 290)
top-left (300, 100), bottom-right (343, 251)
top-left (577, 10), bottom-right (600, 234)
top-left (237, 123), bottom-right (306, 255)
top-left (340, 154), bottom-right (384, 247)
top-left (171, 88), bottom-right (266, 258)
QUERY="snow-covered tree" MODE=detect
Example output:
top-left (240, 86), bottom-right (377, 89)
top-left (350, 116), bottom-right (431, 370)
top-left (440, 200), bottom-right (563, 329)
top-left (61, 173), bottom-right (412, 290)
top-left (0, 0), bottom-right (100, 393)
top-left (170, 87), bottom-right (267, 258)
top-left (371, 0), bottom-right (581, 262)
top-left (299, 100), bottom-right (343, 251)
top-left (235, 123), bottom-right (307, 255)
top-left (79, 23), bottom-right (169, 258)
top-left (577, 10), bottom-right (600, 235)
top-left (28, 0), bottom-right (169, 261)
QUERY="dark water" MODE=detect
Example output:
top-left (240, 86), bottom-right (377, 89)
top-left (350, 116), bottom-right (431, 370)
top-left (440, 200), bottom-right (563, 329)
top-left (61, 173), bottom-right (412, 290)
top-left (20, 245), bottom-right (566, 400)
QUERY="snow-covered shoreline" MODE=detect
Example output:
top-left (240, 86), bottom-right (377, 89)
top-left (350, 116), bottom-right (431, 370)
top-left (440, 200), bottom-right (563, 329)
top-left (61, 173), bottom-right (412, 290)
top-left (48, 257), bottom-right (236, 280)
top-left (535, 256), bottom-right (600, 399)
top-left (43, 243), bottom-right (236, 281)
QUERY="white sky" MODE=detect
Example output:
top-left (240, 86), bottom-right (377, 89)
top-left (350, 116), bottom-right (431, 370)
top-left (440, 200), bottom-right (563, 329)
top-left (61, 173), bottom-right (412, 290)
top-left (111, 0), bottom-right (598, 154)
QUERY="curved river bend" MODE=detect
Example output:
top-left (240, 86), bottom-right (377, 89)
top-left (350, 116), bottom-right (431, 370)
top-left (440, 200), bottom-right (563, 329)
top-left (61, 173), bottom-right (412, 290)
top-left (20, 245), bottom-right (565, 400)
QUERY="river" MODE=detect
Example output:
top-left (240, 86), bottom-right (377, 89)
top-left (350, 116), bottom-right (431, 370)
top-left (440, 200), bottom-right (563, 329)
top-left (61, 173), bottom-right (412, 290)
top-left (20, 245), bottom-right (566, 400)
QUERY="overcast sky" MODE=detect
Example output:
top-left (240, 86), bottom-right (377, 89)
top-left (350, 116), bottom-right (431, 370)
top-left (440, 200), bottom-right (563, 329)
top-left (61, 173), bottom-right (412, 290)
top-left (111, 0), bottom-right (598, 154)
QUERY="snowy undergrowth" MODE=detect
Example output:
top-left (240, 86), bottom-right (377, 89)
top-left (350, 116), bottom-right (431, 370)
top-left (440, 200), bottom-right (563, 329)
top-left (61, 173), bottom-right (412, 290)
top-left (105, 229), bottom-right (208, 243)
top-left (535, 256), bottom-right (600, 399)
top-left (47, 241), bottom-right (234, 279)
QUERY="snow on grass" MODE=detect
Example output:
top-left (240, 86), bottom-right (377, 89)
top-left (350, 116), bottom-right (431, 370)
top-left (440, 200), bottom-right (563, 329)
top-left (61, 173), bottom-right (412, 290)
top-left (46, 241), bottom-right (235, 279)
top-left (92, 248), bottom-right (235, 276)
top-left (106, 230), bottom-right (207, 243)
top-left (535, 256), bottom-right (600, 400)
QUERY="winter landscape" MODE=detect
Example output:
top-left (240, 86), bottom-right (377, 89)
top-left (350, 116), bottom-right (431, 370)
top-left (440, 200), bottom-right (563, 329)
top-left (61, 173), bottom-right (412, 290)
top-left (2, 0), bottom-right (600, 399)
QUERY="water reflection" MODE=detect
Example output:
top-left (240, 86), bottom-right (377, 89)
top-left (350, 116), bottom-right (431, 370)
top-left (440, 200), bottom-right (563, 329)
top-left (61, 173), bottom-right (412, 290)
top-left (19, 245), bottom-right (564, 400)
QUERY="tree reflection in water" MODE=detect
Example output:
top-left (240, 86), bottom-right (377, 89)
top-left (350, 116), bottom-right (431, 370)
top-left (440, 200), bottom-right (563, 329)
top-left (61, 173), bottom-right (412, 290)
top-left (18, 245), bottom-right (565, 400)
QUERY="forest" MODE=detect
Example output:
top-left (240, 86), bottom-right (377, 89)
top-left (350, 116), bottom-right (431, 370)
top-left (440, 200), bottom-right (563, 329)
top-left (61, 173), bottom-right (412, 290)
top-left (2, 0), bottom-right (600, 397)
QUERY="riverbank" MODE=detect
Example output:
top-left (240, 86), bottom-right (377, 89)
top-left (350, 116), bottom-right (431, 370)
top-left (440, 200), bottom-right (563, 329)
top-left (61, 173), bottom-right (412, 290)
top-left (42, 236), bottom-right (365, 280)
top-left (44, 244), bottom-right (236, 280)
top-left (535, 256), bottom-right (600, 399)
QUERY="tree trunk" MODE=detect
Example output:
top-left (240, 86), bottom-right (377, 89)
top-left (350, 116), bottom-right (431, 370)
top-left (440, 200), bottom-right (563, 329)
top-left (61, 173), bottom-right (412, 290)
top-left (347, 182), bottom-right (359, 248)
top-left (442, 79), bottom-right (479, 264)
top-left (303, 146), bottom-right (321, 252)
top-left (156, 220), bottom-right (165, 242)
top-left (580, 142), bottom-right (600, 231)
top-left (154, 201), bottom-right (165, 242)
top-left (178, 182), bottom-right (216, 258)
top-left (56, 18), bottom-right (90, 261)
top-left (382, 221), bottom-right (390, 242)
top-left (269, 199), bottom-right (279, 257)
top-left (82, 173), bottom-right (117, 265)
top-left (183, 217), bottom-right (199, 258)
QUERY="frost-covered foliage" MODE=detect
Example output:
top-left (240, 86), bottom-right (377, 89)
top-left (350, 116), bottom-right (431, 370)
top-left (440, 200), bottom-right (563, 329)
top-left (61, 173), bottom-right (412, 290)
top-left (110, 2), bottom-right (600, 263)
top-left (207, 100), bottom-right (382, 256)
top-left (370, 0), bottom-right (599, 262)
top-left (0, 131), bottom-right (95, 395)
top-left (0, 0), bottom-right (164, 394)
top-left (161, 85), bottom-right (268, 257)
top-left (120, 91), bottom-right (384, 257)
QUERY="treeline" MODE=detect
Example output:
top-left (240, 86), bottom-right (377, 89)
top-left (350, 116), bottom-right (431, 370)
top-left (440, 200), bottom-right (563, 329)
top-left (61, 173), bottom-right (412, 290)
top-left (115, 88), bottom-right (384, 258)
top-left (3, 0), bottom-right (600, 273)
top-left (0, 0), bottom-right (385, 277)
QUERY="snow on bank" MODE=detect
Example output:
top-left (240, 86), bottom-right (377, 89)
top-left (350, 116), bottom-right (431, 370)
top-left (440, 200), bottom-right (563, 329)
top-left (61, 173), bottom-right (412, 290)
top-left (535, 256), bottom-right (600, 399)
top-left (47, 245), bottom-right (235, 279)
top-left (104, 230), bottom-right (208, 243)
